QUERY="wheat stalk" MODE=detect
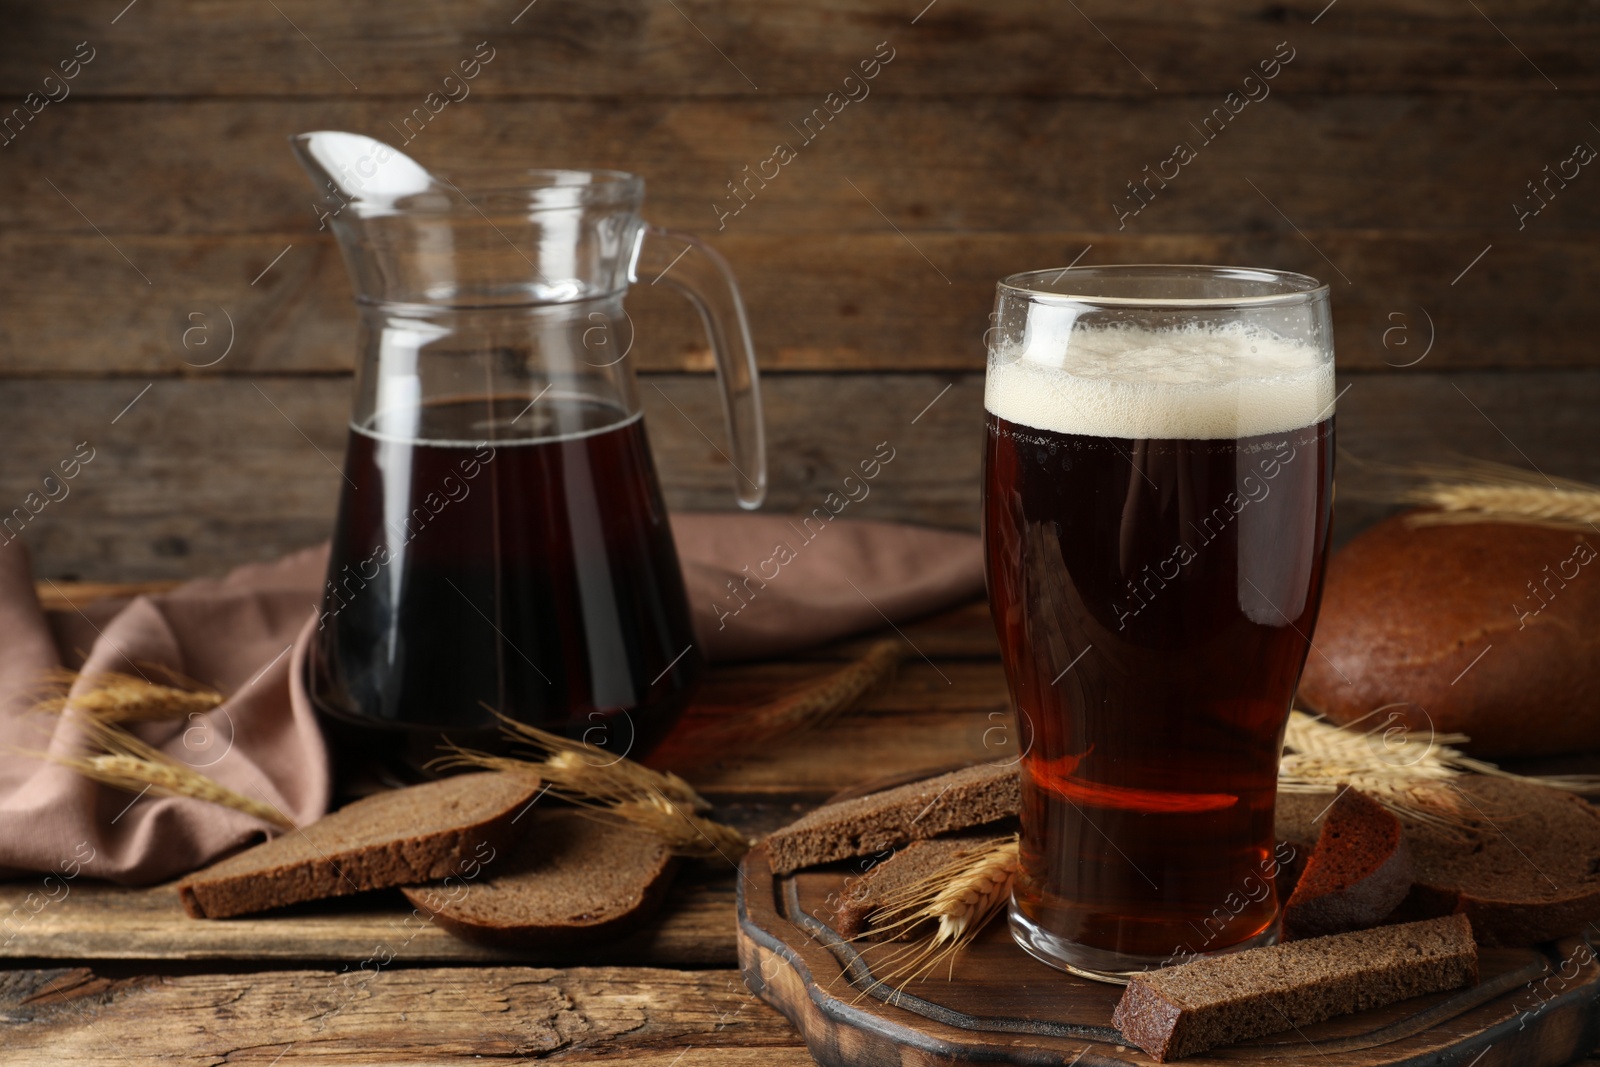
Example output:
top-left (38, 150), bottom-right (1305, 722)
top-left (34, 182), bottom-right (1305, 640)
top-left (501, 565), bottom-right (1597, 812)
top-left (1279, 709), bottom-right (1600, 834)
top-left (848, 835), bottom-right (1019, 996)
top-left (601, 794), bottom-right (750, 861)
top-left (683, 639), bottom-right (900, 749)
top-left (1342, 454), bottom-right (1600, 532)
top-left (34, 715), bottom-right (292, 830)
top-left (485, 711), bottom-right (710, 812)
top-left (1409, 483), bottom-right (1600, 530)
top-left (34, 667), bottom-right (223, 723)
top-left (433, 745), bottom-right (748, 861)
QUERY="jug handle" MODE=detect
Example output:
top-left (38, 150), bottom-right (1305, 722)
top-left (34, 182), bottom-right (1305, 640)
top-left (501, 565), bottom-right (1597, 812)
top-left (630, 225), bottom-right (767, 510)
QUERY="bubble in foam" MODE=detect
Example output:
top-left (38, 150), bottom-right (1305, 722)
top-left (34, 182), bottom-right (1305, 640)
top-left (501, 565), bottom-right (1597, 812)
top-left (986, 321), bottom-right (1334, 440)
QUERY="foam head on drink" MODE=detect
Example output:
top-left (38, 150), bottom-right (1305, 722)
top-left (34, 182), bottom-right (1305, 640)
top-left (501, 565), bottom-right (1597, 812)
top-left (985, 315), bottom-right (1334, 442)
top-left (983, 315), bottom-right (1335, 975)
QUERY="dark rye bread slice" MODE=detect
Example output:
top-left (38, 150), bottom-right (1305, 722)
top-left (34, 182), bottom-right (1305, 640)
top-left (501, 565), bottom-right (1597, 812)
top-left (1399, 775), bottom-right (1600, 945)
top-left (178, 772), bottom-right (539, 919)
top-left (833, 832), bottom-right (1012, 938)
top-left (1284, 788), bottom-right (1413, 939)
top-left (1113, 914), bottom-right (1478, 1062)
top-left (1272, 790), bottom-right (1333, 901)
top-left (402, 809), bottom-right (677, 947)
top-left (1275, 790), bottom-right (1329, 853)
top-left (764, 762), bottom-right (1020, 875)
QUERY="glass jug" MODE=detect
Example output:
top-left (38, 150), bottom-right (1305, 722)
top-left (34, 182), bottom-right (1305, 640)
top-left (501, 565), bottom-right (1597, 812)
top-left (291, 132), bottom-right (765, 776)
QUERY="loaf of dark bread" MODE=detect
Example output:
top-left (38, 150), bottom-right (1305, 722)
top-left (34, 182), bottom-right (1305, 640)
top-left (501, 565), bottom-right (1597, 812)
top-left (763, 762), bottom-right (1020, 875)
top-left (1284, 788), bottom-right (1413, 939)
top-left (1398, 776), bottom-right (1600, 945)
top-left (403, 809), bottom-right (676, 947)
top-left (1298, 514), bottom-right (1600, 757)
top-left (1112, 915), bottom-right (1478, 1062)
top-left (178, 773), bottom-right (538, 919)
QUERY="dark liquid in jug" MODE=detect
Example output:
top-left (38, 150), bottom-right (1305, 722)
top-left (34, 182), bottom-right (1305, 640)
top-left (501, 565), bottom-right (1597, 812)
top-left (310, 394), bottom-right (701, 776)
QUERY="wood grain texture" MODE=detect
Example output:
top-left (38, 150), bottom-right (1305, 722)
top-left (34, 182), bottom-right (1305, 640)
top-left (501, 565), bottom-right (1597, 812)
top-left (5, 82), bottom-right (1599, 376)
top-left (0, 372), bottom-right (979, 579)
top-left (0, 875), bottom-right (741, 966)
top-left (663, 661), bottom-right (1011, 795)
top-left (738, 840), bottom-right (1600, 1067)
top-left (0, 964), bottom-right (807, 1065)
top-left (8, 98), bottom-right (1597, 237)
top-left (0, 5), bottom-right (1594, 1063)
top-left (5, 231), bottom-right (1599, 374)
top-left (2, 370), bottom-right (1597, 581)
top-left (1, 0), bottom-right (1593, 97)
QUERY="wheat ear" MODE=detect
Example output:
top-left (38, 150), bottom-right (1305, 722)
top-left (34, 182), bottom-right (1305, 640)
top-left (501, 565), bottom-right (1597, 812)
top-left (1409, 484), bottom-right (1600, 530)
top-left (1280, 709), bottom-right (1600, 833)
top-left (432, 745), bottom-right (748, 861)
top-left (34, 667), bottom-right (223, 723)
top-left (599, 794), bottom-right (750, 861)
top-left (1342, 454), bottom-right (1600, 531)
top-left (485, 710), bottom-right (710, 813)
top-left (849, 835), bottom-right (1019, 996)
top-left (685, 639), bottom-right (900, 748)
top-left (35, 716), bottom-right (292, 830)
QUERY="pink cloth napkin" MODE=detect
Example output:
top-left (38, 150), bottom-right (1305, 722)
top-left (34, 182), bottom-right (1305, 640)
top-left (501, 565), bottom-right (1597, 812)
top-left (0, 515), bottom-right (982, 884)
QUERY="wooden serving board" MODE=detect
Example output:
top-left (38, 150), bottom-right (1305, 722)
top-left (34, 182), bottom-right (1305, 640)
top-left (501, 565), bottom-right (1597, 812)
top-left (736, 841), bottom-right (1600, 1067)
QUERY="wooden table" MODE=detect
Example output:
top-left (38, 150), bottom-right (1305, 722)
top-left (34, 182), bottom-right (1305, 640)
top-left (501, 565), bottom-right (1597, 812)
top-left (8, 590), bottom-right (1600, 1066)
top-left (0, 592), bottom-right (1014, 1065)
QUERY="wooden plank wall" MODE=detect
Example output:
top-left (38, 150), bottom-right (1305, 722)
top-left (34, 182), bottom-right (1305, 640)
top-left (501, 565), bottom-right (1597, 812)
top-left (0, 1), bottom-right (1595, 579)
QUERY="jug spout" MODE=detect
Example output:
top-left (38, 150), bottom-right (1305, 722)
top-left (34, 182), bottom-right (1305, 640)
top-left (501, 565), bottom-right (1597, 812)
top-left (290, 130), bottom-right (643, 307)
top-left (291, 131), bottom-right (443, 224)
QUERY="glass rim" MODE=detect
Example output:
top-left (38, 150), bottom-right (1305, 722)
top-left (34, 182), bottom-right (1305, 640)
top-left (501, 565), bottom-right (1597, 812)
top-left (997, 264), bottom-right (1329, 309)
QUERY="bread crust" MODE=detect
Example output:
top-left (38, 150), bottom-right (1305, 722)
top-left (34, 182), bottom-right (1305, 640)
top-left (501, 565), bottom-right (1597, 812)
top-left (1298, 515), bottom-right (1600, 757)
top-left (1398, 777), bottom-right (1600, 946)
top-left (401, 810), bottom-right (678, 948)
top-left (1112, 915), bottom-right (1478, 1062)
top-left (177, 773), bottom-right (539, 919)
top-left (763, 762), bottom-right (1020, 875)
top-left (1284, 788), bottom-right (1413, 939)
